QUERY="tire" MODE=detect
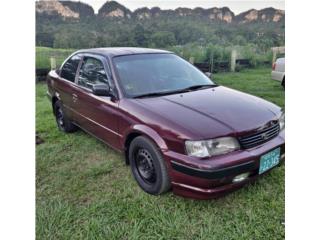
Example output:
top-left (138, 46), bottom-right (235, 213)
top-left (129, 136), bottom-right (171, 195)
top-left (282, 77), bottom-right (285, 89)
top-left (53, 101), bottom-right (77, 133)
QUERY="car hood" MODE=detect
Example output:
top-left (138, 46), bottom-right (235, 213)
top-left (133, 86), bottom-right (281, 139)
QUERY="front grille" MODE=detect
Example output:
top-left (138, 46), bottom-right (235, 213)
top-left (238, 123), bottom-right (280, 149)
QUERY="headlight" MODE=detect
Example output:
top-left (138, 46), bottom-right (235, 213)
top-left (279, 111), bottom-right (285, 130)
top-left (185, 137), bottom-right (240, 158)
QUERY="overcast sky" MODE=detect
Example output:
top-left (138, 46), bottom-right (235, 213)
top-left (76, 0), bottom-right (285, 14)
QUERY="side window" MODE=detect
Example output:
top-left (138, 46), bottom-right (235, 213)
top-left (78, 57), bottom-right (108, 89)
top-left (60, 54), bottom-right (81, 82)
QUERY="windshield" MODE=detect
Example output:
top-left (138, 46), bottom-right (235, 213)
top-left (113, 53), bottom-right (215, 98)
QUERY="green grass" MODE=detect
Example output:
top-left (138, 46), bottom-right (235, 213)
top-left (214, 68), bottom-right (284, 108)
top-left (36, 68), bottom-right (284, 239)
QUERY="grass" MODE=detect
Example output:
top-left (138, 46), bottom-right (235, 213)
top-left (214, 68), bottom-right (284, 108)
top-left (36, 67), bottom-right (284, 239)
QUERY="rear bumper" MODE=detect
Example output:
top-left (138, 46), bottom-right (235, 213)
top-left (271, 71), bottom-right (285, 81)
top-left (164, 130), bottom-right (285, 199)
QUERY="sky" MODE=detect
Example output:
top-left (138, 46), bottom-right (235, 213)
top-left (77, 0), bottom-right (285, 14)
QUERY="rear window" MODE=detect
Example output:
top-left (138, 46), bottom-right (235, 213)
top-left (60, 54), bottom-right (81, 82)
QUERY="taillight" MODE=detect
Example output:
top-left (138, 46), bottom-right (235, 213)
top-left (272, 63), bottom-right (276, 70)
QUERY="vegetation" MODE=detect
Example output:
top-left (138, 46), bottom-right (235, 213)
top-left (36, 16), bottom-right (284, 50)
top-left (36, 68), bottom-right (284, 239)
top-left (36, 2), bottom-right (284, 69)
top-left (169, 43), bottom-right (274, 67)
top-left (36, 1), bottom-right (284, 66)
top-left (36, 47), bottom-right (74, 69)
top-left (36, 45), bottom-right (273, 70)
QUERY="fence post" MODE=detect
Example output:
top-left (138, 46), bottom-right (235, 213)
top-left (272, 48), bottom-right (277, 64)
top-left (189, 57), bottom-right (194, 64)
top-left (230, 49), bottom-right (237, 72)
top-left (210, 53), bottom-right (214, 73)
top-left (50, 57), bottom-right (56, 70)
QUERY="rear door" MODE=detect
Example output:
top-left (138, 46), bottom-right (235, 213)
top-left (72, 55), bottom-right (121, 149)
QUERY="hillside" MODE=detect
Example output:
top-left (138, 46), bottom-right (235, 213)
top-left (36, 0), bottom-right (285, 50)
top-left (36, 0), bottom-right (284, 23)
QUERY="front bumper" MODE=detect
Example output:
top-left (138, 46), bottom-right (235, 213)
top-left (163, 130), bottom-right (285, 199)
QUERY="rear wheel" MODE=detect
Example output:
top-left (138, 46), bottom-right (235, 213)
top-left (129, 136), bottom-right (171, 195)
top-left (54, 101), bottom-right (77, 133)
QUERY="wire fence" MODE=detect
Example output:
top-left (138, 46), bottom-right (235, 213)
top-left (35, 47), bottom-right (274, 81)
top-left (36, 47), bottom-right (75, 81)
top-left (36, 47), bottom-right (74, 69)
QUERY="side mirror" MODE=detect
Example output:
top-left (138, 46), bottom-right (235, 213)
top-left (205, 72), bottom-right (213, 79)
top-left (92, 83), bottom-right (111, 96)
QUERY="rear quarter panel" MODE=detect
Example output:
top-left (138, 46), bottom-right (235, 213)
top-left (46, 70), bottom-right (75, 119)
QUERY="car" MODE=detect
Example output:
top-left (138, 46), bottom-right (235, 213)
top-left (271, 57), bottom-right (285, 88)
top-left (46, 47), bottom-right (285, 199)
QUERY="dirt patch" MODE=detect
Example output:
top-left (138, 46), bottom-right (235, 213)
top-left (36, 133), bottom-right (45, 145)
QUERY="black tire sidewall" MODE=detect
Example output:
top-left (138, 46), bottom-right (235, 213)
top-left (129, 136), bottom-right (170, 195)
top-left (54, 101), bottom-right (77, 133)
top-left (54, 101), bottom-right (66, 131)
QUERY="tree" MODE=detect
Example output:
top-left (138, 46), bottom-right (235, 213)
top-left (133, 24), bottom-right (148, 46)
top-left (150, 31), bottom-right (176, 48)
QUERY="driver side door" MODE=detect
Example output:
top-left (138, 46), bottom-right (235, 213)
top-left (72, 55), bottom-right (121, 149)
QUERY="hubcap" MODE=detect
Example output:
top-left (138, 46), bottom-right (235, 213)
top-left (135, 148), bottom-right (156, 184)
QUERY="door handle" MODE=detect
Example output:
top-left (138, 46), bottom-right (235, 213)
top-left (72, 93), bottom-right (78, 102)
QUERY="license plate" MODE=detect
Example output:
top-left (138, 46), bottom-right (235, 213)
top-left (259, 147), bottom-right (280, 174)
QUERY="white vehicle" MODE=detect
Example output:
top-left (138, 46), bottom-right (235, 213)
top-left (271, 57), bottom-right (285, 88)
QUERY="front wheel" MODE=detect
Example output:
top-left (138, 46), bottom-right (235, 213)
top-left (129, 136), bottom-right (171, 195)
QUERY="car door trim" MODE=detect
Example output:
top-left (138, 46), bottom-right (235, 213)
top-left (63, 104), bottom-right (122, 137)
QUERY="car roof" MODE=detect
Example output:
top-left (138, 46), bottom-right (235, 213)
top-left (75, 47), bottom-right (172, 58)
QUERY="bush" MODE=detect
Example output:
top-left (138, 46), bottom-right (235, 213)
top-left (149, 31), bottom-right (176, 48)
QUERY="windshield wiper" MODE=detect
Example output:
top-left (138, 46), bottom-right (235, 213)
top-left (133, 84), bottom-right (218, 99)
top-left (180, 84), bottom-right (217, 91)
top-left (133, 90), bottom-right (180, 98)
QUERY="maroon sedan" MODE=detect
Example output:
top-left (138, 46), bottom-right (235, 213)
top-left (47, 48), bottom-right (285, 199)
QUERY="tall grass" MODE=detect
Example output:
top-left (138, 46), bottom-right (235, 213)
top-left (169, 43), bottom-right (273, 67)
top-left (36, 47), bottom-right (75, 69)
